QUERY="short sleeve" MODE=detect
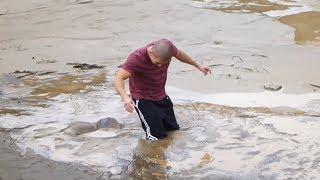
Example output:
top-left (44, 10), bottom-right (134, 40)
top-left (122, 53), bottom-right (139, 75)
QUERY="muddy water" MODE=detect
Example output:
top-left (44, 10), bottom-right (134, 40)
top-left (0, 130), bottom-right (106, 180)
top-left (279, 11), bottom-right (320, 45)
top-left (1, 0), bottom-right (320, 179)
top-left (193, 0), bottom-right (320, 45)
top-left (1, 71), bottom-right (320, 179)
top-left (193, 0), bottom-right (291, 13)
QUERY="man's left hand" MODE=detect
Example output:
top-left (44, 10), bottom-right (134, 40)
top-left (198, 65), bottom-right (212, 75)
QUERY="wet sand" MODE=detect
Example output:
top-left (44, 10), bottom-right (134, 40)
top-left (1, 0), bottom-right (320, 179)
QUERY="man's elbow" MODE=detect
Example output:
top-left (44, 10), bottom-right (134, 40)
top-left (114, 70), bottom-right (129, 84)
top-left (175, 49), bottom-right (184, 61)
top-left (114, 71), bottom-right (122, 87)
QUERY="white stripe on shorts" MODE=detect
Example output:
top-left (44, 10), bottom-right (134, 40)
top-left (134, 100), bottom-right (158, 141)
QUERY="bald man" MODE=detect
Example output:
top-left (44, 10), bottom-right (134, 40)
top-left (115, 39), bottom-right (211, 140)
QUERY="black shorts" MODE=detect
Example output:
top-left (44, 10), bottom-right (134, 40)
top-left (133, 96), bottom-right (180, 140)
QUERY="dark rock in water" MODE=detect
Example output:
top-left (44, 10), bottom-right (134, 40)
top-left (11, 70), bottom-right (55, 78)
top-left (66, 63), bottom-right (104, 70)
top-left (213, 41), bottom-right (223, 45)
top-left (96, 117), bottom-right (122, 129)
top-left (36, 59), bottom-right (57, 64)
top-left (309, 83), bottom-right (320, 89)
top-left (0, 10), bottom-right (8, 16)
top-left (14, 70), bottom-right (36, 78)
top-left (13, 70), bottom-right (35, 74)
top-left (35, 71), bottom-right (56, 76)
top-left (208, 64), bottom-right (224, 68)
top-left (251, 54), bottom-right (268, 58)
top-left (75, 0), bottom-right (93, 4)
top-left (264, 84), bottom-right (282, 91)
top-left (63, 121), bottom-right (97, 136)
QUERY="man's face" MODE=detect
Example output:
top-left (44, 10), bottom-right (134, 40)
top-left (149, 50), bottom-right (171, 67)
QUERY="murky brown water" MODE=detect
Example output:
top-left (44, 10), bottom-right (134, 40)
top-left (194, 0), bottom-right (320, 45)
top-left (129, 139), bottom-right (172, 179)
top-left (279, 11), bottom-right (320, 45)
top-left (1, 0), bottom-right (320, 179)
top-left (0, 108), bottom-right (29, 116)
top-left (194, 0), bottom-right (291, 13)
top-left (28, 72), bottom-right (107, 99)
top-left (0, 130), bottom-right (107, 180)
top-left (1, 71), bottom-right (320, 179)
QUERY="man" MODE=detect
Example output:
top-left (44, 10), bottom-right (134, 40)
top-left (114, 39), bottom-right (211, 140)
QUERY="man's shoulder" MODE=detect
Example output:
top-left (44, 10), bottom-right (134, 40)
top-left (125, 46), bottom-right (148, 69)
top-left (122, 47), bottom-right (146, 74)
top-left (129, 46), bottom-right (147, 60)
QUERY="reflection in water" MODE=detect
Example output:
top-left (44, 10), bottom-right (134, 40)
top-left (1, 71), bottom-right (107, 103)
top-left (193, 0), bottom-right (291, 13)
top-left (176, 102), bottom-right (319, 117)
top-left (279, 11), bottom-right (320, 45)
top-left (130, 139), bottom-right (172, 179)
top-left (0, 108), bottom-right (30, 116)
top-left (0, 71), bottom-right (107, 116)
top-left (29, 72), bottom-right (107, 99)
top-left (1, 70), bottom-right (320, 179)
top-left (193, 0), bottom-right (320, 46)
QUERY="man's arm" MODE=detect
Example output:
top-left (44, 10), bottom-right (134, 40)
top-left (175, 49), bottom-right (211, 75)
top-left (114, 69), bottom-right (135, 113)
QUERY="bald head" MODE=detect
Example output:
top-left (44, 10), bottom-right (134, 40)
top-left (151, 40), bottom-right (174, 62)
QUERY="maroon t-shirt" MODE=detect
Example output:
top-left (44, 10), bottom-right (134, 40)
top-left (122, 39), bottom-right (178, 101)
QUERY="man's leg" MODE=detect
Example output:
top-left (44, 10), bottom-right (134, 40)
top-left (157, 96), bottom-right (180, 131)
top-left (133, 99), bottom-right (167, 140)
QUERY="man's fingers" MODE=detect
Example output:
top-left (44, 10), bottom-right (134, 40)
top-left (202, 69), bottom-right (209, 75)
top-left (124, 103), bottom-right (135, 113)
top-left (126, 105), bottom-right (134, 113)
top-left (204, 67), bottom-right (212, 75)
top-left (128, 108), bottom-right (133, 113)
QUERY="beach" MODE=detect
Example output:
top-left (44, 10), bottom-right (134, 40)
top-left (1, 0), bottom-right (320, 179)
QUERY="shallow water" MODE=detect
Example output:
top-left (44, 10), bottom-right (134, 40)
top-left (279, 11), bottom-right (320, 45)
top-left (193, 0), bottom-right (291, 13)
top-left (0, 131), bottom-right (105, 180)
top-left (1, 0), bottom-right (320, 179)
top-left (1, 71), bottom-right (320, 179)
top-left (193, 0), bottom-right (320, 45)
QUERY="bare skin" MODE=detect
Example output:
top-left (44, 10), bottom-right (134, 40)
top-left (114, 46), bottom-right (211, 113)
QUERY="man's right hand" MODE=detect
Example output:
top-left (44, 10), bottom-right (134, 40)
top-left (123, 98), bottom-right (135, 113)
top-left (115, 69), bottom-right (135, 113)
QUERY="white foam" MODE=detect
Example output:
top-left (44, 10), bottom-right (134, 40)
top-left (0, 89), bottom-right (128, 129)
top-left (2, 84), bottom-right (320, 175)
top-left (262, 0), bottom-right (320, 15)
top-left (86, 130), bottom-right (118, 138)
top-left (258, 0), bottom-right (320, 17)
top-left (264, 5), bottom-right (313, 17)
top-left (192, 0), bottom-right (320, 17)
top-left (167, 86), bottom-right (320, 108)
